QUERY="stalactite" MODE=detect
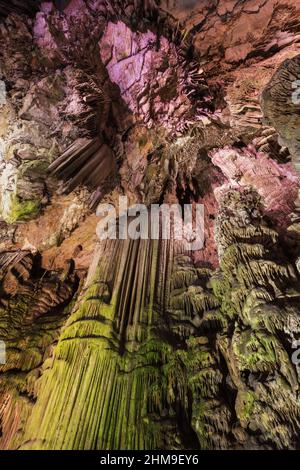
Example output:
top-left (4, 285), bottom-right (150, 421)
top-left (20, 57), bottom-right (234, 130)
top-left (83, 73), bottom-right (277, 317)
top-left (21, 238), bottom-right (180, 450)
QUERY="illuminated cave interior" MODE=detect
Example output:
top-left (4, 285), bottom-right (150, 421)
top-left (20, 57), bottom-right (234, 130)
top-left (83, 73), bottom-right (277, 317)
top-left (0, 0), bottom-right (300, 450)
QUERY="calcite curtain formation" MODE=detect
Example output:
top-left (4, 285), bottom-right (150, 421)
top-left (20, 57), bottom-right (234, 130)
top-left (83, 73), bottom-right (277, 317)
top-left (1, 0), bottom-right (300, 450)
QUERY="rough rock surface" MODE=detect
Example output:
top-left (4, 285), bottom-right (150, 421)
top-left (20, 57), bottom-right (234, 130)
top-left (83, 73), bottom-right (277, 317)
top-left (0, 0), bottom-right (300, 450)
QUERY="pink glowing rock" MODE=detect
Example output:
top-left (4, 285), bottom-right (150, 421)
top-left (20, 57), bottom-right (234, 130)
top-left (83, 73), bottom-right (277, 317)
top-left (63, 0), bottom-right (86, 16)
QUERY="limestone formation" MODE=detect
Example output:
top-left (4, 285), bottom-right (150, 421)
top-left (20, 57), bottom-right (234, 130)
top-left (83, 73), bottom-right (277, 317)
top-left (0, 0), bottom-right (300, 451)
